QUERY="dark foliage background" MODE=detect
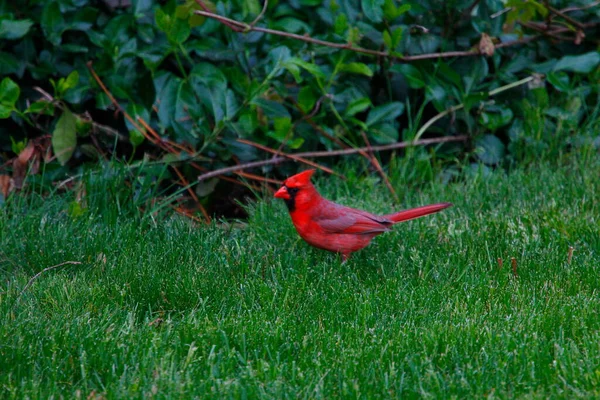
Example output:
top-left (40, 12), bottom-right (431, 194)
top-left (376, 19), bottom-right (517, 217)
top-left (1, 0), bottom-right (599, 218)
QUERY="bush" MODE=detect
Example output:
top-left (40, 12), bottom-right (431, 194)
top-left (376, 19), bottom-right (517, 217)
top-left (0, 0), bottom-right (599, 215)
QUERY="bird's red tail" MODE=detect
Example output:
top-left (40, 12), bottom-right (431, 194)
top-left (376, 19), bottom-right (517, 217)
top-left (384, 202), bottom-right (452, 224)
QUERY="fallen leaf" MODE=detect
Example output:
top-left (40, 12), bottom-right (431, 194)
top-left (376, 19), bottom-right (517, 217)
top-left (479, 33), bottom-right (495, 57)
top-left (0, 175), bottom-right (11, 198)
top-left (17, 142), bottom-right (35, 164)
top-left (12, 158), bottom-right (26, 189)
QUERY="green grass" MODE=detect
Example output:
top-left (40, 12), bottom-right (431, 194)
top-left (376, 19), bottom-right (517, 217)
top-left (1, 156), bottom-right (600, 398)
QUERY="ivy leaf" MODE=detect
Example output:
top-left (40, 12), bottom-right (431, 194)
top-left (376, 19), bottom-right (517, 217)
top-left (52, 108), bottom-right (77, 165)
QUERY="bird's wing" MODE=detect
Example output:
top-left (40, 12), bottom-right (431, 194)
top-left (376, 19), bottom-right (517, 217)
top-left (314, 203), bottom-right (391, 235)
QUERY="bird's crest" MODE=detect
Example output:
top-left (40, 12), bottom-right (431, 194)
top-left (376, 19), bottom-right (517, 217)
top-left (284, 169), bottom-right (315, 187)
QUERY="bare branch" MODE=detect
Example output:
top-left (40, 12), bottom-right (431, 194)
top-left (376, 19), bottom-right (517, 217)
top-left (197, 136), bottom-right (468, 181)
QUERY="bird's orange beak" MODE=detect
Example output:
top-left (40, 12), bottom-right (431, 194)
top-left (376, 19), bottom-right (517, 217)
top-left (274, 186), bottom-right (290, 200)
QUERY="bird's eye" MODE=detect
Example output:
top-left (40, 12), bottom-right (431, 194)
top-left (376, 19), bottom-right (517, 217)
top-left (287, 187), bottom-right (299, 195)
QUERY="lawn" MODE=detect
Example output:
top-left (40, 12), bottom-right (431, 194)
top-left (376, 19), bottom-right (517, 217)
top-left (1, 155), bottom-right (599, 398)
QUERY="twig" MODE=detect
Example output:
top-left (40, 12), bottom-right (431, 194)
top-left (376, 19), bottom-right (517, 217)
top-left (33, 87), bottom-right (128, 142)
top-left (198, 135), bottom-right (467, 181)
top-left (195, 0), bottom-right (243, 32)
top-left (17, 261), bottom-right (82, 300)
top-left (194, 9), bottom-right (598, 62)
top-left (359, 130), bottom-right (398, 203)
top-left (414, 76), bottom-right (534, 142)
top-left (194, 10), bottom-right (484, 61)
top-left (172, 166), bottom-right (210, 222)
top-left (237, 139), bottom-right (341, 177)
top-left (236, 170), bottom-right (280, 185)
top-left (561, 1), bottom-right (600, 13)
top-left (511, 257), bottom-right (518, 277)
top-left (249, 0), bottom-right (268, 28)
top-left (198, 157), bottom-right (286, 181)
top-left (288, 96), bottom-right (348, 149)
top-left (546, 4), bottom-right (586, 30)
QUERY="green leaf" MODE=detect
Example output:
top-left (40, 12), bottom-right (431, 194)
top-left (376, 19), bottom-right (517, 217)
top-left (391, 64), bottom-right (425, 89)
top-left (129, 129), bottom-right (145, 147)
top-left (362, 0), bottom-right (384, 23)
top-left (270, 117), bottom-right (292, 141)
top-left (546, 72), bottom-right (570, 92)
top-left (370, 123), bottom-right (399, 144)
top-left (339, 62), bottom-right (373, 77)
top-left (125, 103), bottom-right (150, 134)
top-left (553, 52), bottom-right (600, 74)
top-left (272, 18), bottom-right (311, 34)
top-left (284, 58), bottom-right (326, 79)
top-left (366, 102), bottom-right (404, 127)
top-left (65, 70), bottom-right (80, 91)
top-left (25, 100), bottom-right (55, 116)
top-left (298, 86), bottom-right (317, 113)
top-left (475, 134), bottom-right (505, 165)
top-left (0, 105), bottom-right (12, 119)
top-left (0, 51), bottom-right (21, 76)
top-left (41, 1), bottom-right (65, 45)
top-left (226, 89), bottom-right (239, 120)
top-left (462, 92), bottom-right (488, 112)
top-left (0, 77), bottom-right (20, 108)
top-left (52, 108), bottom-right (77, 165)
top-left (288, 137), bottom-right (304, 149)
top-left (334, 14), bottom-right (348, 35)
top-left (132, 0), bottom-right (153, 16)
top-left (155, 9), bottom-right (170, 33)
top-left (0, 19), bottom-right (34, 40)
top-left (345, 97), bottom-right (372, 117)
top-left (191, 63), bottom-right (227, 89)
top-left (155, 8), bottom-right (190, 44)
top-left (252, 98), bottom-right (291, 119)
top-left (383, 0), bottom-right (410, 19)
top-left (169, 16), bottom-right (191, 44)
top-left (479, 107), bottom-right (514, 131)
top-left (155, 73), bottom-right (180, 129)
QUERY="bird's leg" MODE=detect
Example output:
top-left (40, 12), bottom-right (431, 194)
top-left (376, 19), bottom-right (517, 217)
top-left (341, 253), bottom-right (350, 263)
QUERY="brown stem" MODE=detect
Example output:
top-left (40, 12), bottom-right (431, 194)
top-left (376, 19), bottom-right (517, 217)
top-left (198, 135), bottom-right (468, 181)
top-left (561, 1), bottom-right (600, 13)
top-left (172, 166), bottom-right (210, 222)
top-left (546, 4), bottom-right (586, 30)
top-left (17, 261), bottom-right (82, 300)
top-left (359, 130), bottom-right (399, 203)
top-left (237, 139), bottom-right (341, 177)
top-left (194, 10), bottom-right (483, 61)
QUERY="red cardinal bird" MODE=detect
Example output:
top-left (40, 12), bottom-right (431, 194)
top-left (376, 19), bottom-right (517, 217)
top-left (274, 169), bottom-right (452, 261)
